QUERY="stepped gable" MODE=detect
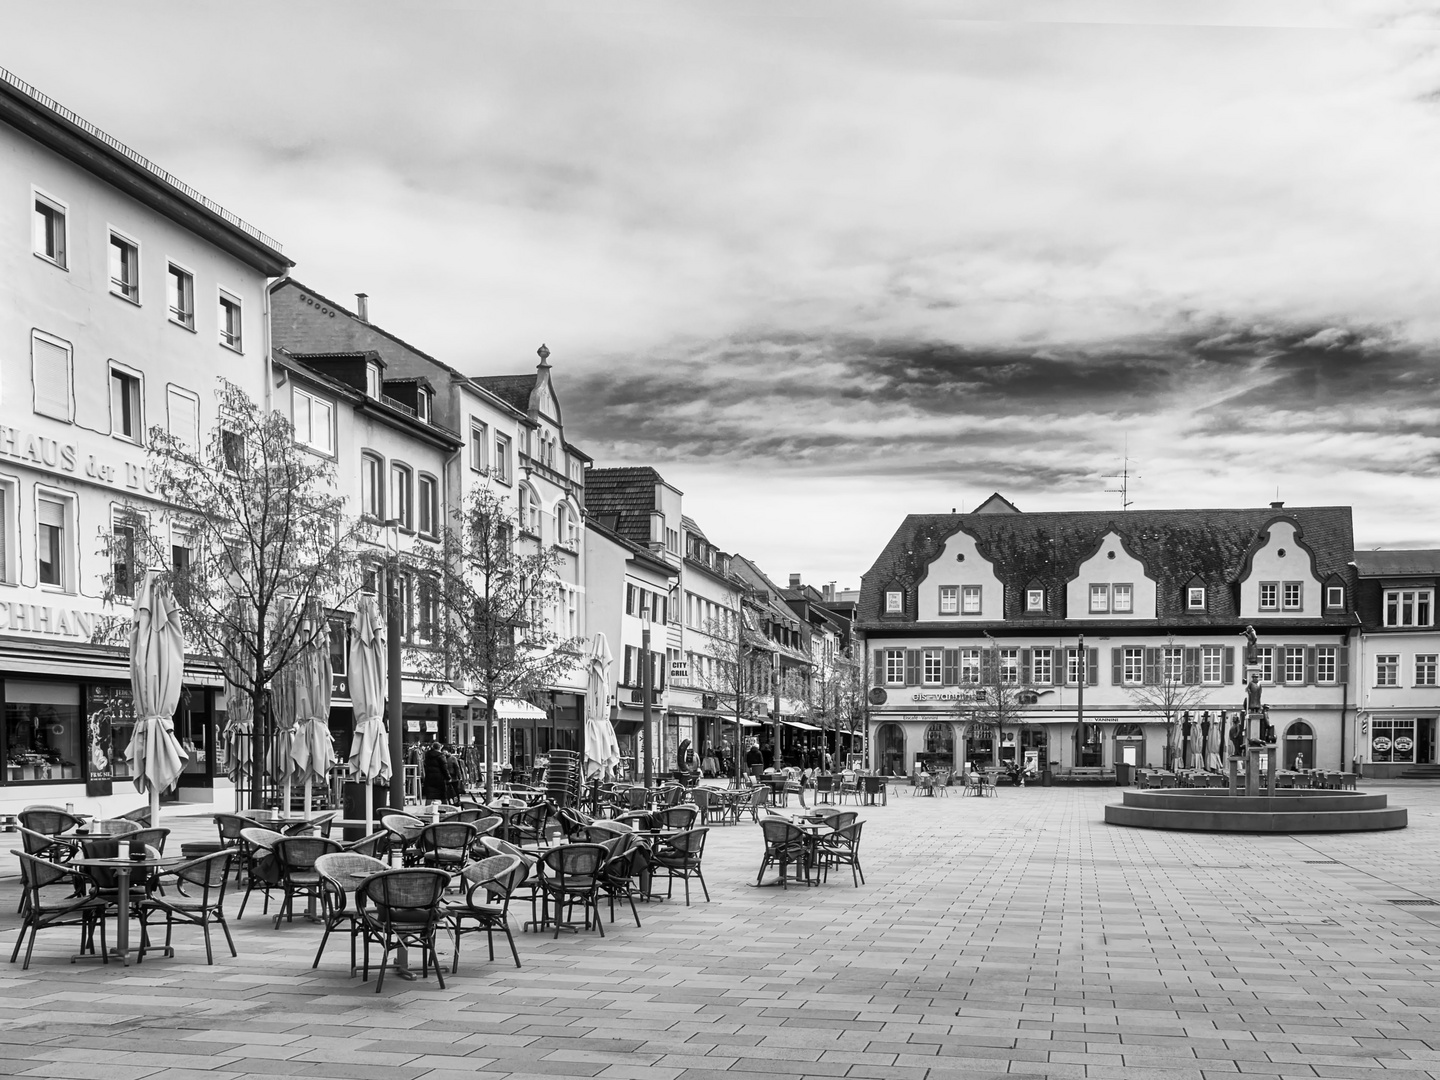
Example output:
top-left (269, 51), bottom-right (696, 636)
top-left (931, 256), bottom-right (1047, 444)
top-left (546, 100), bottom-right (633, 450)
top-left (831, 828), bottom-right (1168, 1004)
top-left (584, 466), bottom-right (663, 548)
top-left (859, 505), bottom-right (1355, 626)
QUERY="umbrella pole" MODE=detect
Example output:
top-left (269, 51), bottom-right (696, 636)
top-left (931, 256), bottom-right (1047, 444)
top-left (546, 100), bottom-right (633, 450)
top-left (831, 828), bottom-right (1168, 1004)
top-left (304, 777), bottom-right (313, 817)
top-left (365, 782), bottom-right (374, 839)
top-left (150, 784), bottom-right (161, 831)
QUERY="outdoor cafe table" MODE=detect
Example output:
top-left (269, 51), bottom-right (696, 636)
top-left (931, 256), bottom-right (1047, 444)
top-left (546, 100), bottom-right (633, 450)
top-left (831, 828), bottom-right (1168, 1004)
top-left (755, 818), bottom-right (830, 888)
top-left (70, 854), bottom-right (185, 965)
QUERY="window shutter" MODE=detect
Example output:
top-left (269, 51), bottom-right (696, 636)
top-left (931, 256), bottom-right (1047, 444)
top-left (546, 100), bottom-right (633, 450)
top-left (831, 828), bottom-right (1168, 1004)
top-left (1183, 647), bottom-right (1199, 686)
top-left (1223, 646), bottom-right (1235, 684)
top-left (872, 649), bottom-right (884, 687)
top-left (1274, 649), bottom-right (1286, 685)
top-left (623, 645), bottom-right (634, 686)
top-left (904, 650), bottom-right (920, 686)
top-left (942, 649), bottom-right (959, 686)
top-left (0, 489), bottom-right (6, 581)
top-left (1305, 646), bottom-right (1317, 686)
top-left (1020, 648), bottom-right (1031, 684)
top-left (1111, 648), bottom-right (1123, 685)
top-left (1087, 648), bottom-right (1098, 687)
top-left (1337, 645), bottom-right (1349, 684)
top-left (626, 585), bottom-right (636, 616)
top-left (979, 650), bottom-right (996, 684)
top-left (167, 388), bottom-right (199, 452)
top-left (32, 335), bottom-right (71, 420)
top-left (1143, 648), bottom-right (1159, 685)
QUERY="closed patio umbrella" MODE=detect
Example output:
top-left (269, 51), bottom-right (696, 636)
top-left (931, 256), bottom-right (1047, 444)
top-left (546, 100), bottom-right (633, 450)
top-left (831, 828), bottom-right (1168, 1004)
top-left (348, 594), bottom-right (390, 827)
top-left (220, 649), bottom-right (253, 811)
top-left (583, 633), bottom-right (620, 780)
top-left (291, 603), bottom-right (334, 816)
top-left (272, 635), bottom-right (298, 813)
top-left (1205, 714), bottom-right (1223, 771)
top-left (1167, 713), bottom-right (1183, 771)
top-left (124, 570), bottom-right (187, 828)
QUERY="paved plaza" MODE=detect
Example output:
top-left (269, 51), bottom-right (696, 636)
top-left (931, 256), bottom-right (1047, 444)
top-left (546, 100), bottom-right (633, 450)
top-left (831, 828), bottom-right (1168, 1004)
top-left (2, 783), bottom-right (1439, 1080)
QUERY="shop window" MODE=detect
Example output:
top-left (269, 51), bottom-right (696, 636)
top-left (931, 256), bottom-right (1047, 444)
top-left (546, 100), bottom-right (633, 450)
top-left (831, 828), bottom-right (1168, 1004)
top-left (4, 680), bottom-right (82, 784)
top-left (1371, 718), bottom-right (1416, 764)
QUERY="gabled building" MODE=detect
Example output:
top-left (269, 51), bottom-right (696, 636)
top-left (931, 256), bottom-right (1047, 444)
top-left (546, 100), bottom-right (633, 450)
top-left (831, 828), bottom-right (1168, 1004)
top-left (857, 499), bottom-right (1357, 777)
top-left (1353, 550), bottom-right (1440, 778)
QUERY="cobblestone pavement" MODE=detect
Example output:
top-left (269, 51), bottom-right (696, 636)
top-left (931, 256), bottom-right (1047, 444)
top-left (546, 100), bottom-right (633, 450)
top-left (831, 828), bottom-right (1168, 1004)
top-left (1, 782), bottom-right (1438, 1080)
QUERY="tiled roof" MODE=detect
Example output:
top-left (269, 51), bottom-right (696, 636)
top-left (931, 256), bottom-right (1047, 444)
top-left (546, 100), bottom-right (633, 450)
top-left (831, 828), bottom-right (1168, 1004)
top-left (681, 515), bottom-right (706, 539)
top-left (472, 374), bottom-right (536, 414)
top-left (1353, 550), bottom-right (1440, 578)
top-left (858, 505), bottom-right (1356, 628)
top-left (585, 467), bottom-right (661, 548)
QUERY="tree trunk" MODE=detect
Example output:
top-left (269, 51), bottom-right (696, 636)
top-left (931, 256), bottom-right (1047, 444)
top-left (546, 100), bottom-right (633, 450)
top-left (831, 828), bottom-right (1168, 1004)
top-left (250, 623), bottom-right (265, 811)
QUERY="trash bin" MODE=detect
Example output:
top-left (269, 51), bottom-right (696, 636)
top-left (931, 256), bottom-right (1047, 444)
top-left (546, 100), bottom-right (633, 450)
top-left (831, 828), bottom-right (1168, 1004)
top-left (1115, 762), bottom-right (1134, 787)
top-left (342, 781), bottom-right (388, 842)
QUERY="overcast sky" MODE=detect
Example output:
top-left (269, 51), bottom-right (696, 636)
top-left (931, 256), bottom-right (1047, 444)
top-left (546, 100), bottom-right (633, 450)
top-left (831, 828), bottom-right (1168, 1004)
top-left (8, 2), bottom-right (1440, 587)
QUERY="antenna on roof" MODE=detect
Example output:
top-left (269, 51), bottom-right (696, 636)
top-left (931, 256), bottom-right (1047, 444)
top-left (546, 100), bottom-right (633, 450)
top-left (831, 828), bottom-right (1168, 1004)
top-left (1103, 440), bottom-right (1140, 510)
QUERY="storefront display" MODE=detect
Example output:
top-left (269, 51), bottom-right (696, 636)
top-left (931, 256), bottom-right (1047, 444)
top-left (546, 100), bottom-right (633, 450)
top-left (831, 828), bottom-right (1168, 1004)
top-left (4, 680), bottom-right (82, 783)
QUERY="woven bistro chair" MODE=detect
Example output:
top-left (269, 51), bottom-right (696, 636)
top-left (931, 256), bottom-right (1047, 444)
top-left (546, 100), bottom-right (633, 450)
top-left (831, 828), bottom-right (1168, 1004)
top-left (15, 826), bottom-right (81, 913)
top-left (343, 832), bottom-right (391, 860)
top-left (582, 821), bottom-right (633, 846)
top-left (115, 807), bottom-right (153, 827)
top-left (449, 854), bottom-right (524, 971)
top-left (18, 808), bottom-right (84, 849)
top-left (355, 868), bottom-right (451, 993)
top-left (93, 819), bottom-right (142, 837)
top-left (756, 818), bottom-right (811, 890)
top-left (477, 835), bottom-right (542, 931)
top-left (656, 805), bottom-right (699, 831)
top-left (312, 852), bottom-right (388, 975)
top-left (650, 827), bottom-right (710, 905)
top-left (213, 814), bottom-right (255, 884)
top-left (270, 836), bottom-right (343, 928)
top-left (137, 849), bottom-right (237, 965)
top-left (413, 821), bottom-right (478, 876)
top-left (598, 839), bottom-right (651, 928)
top-left (380, 813), bottom-right (426, 866)
top-left (236, 827), bottom-right (285, 919)
top-left (535, 843), bottom-right (608, 939)
top-left (10, 850), bottom-right (110, 970)
top-left (510, 802), bottom-right (554, 848)
top-left (817, 820), bottom-right (866, 886)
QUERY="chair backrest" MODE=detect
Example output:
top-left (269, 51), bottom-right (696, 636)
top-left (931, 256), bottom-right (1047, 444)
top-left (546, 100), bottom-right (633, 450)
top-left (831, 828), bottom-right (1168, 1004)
top-left (657, 786), bottom-right (685, 808)
top-left (18, 808), bottom-right (82, 836)
top-left (602, 842), bottom-right (649, 883)
top-left (664, 827), bottom-right (708, 858)
top-left (555, 807), bottom-right (594, 839)
top-left (759, 818), bottom-right (804, 848)
top-left (357, 868), bottom-right (450, 926)
top-left (690, 788), bottom-right (713, 810)
top-left (116, 807), bottom-right (153, 826)
top-left (214, 813), bottom-right (252, 843)
top-left (624, 787), bottom-right (648, 810)
top-left (659, 806), bottom-right (698, 830)
top-left (833, 820), bottom-right (863, 848)
top-left (127, 828), bottom-right (170, 855)
top-left (380, 813), bottom-right (424, 841)
top-left (272, 835), bottom-right (343, 871)
top-left (539, 842), bottom-right (606, 882)
top-left (16, 824), bottom-right (64, 857)
top-left (469, 815), bottom-right (502, 838)
top-left (315, 852), bottom-right (388, 898)
top-left (832, 812), bottom-right (859, 830)
top-left (94, 818), bottom-right (141, 836)
top-left (239, 826), bottom-right (284, 850)
top-left (815, 775), bottom-right (836, 792)
top-left (416, 821), bottom-right (478, 853)
top-left (11, 849), bottom-right (73, 900)
top-left (450, 809), bottom-right (485, 824)
top-left (170, 849), bottom-right (235, 897)
top-left (343, 832), bottom-right (390, 858)
top-left (460, 853), bottom-right (522, 903)
top-left (78, 835), bottom-right (122, 860)
top-left (584, 821), bottom-right (632, 845)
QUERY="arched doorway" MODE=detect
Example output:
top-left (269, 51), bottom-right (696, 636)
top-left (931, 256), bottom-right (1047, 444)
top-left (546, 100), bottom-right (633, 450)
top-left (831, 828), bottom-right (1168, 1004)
top-left (963, 722), bottom-right (996, 768)
top-left (875, 723), bottom-right (905, 776)
top-left (1284, 720), bottom-right (1315, 771)
top-left (1114, 723), bottom-right (1143, 767)
top-left (919, 721), bottom-right (955, 772)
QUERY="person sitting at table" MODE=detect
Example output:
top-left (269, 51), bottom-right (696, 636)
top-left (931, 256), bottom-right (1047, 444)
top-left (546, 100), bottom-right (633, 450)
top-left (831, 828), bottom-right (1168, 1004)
top-left (745, 739), bottom-right (764, 780)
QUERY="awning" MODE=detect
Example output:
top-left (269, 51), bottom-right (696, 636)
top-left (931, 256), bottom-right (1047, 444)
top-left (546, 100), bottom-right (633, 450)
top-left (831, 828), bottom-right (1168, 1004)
top-left (734, 718), bottom-right (762, 728)
top-left (493, 697), bottom-right (547, 721)
top-left (783, 720), bottom-right (822, 731)
top-left (400, 680), bottom-right (469, 707)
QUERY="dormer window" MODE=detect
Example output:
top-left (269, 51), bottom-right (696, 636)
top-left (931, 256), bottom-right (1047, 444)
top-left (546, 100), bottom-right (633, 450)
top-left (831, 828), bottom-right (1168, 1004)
top-left (1325, 584), bottom-right (1345, 610)
top-left (1187, 586), bottom-right (1206, 611)
top-left (366, 362), bottom-right (381, 399)
top-left (1025, 588), bottom-right (1045, 612)
top-left (1112, 583), bottom-right (1133, 613)
top-left (885, 590), bottom-right (903, 614)
top-left (416, 388), bottom-right (431, 423)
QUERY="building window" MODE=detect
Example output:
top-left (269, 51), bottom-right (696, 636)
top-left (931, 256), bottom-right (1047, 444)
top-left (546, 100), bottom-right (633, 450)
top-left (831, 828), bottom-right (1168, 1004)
top-left (884, 649), bottom-right (904, 686)
top-left (885, 590), bottom-right (903, 614)
top-left (416, 388), bottom-right (431, 423)
top-left (556, 503), bottom-right (577, 549)
top-left (1187, 586), bottom-right (1206, 611)
top-left (961, 585), bottom-right (981, 615)
top-left (494, 433), bottom-right (511, 483)
top-left (33, 193), bottom-right (66, 268)
top-left (37, 494), bottom-right (70, 589)
top-left (417, 475), bottom-right (438, 537)
top-left (1161, 646), bottom-right (1183, 683)
top-left (221, 429), bottom-right (245, 472)
top-left (1030, 648), bottom-right (1052, 686)
top-left (1123, 647), bottom-right (1144, 685)
top-left (109, 231), bottom-right (140, 302)
top-left (0, 481), bottom-right (15, 584)
top-left (518, 485), bottom-right (541, 536)
top-left (1325, 585), bottom-right (1345, 610)
top-left (1026, 588), bottom-right (1044, 612)
top-left (999, 648), bottom-right (1019, 684)
top-left (1416, 654), bottom-right (1437, 687)
top-left (1089, 584), bottom-right (1109, 613)
top-left (938, 586), bottom-right (958, 614)
top-left (219, 290), bottom-right (243, 351)
top-left (415, 577), bottom-right (438, 645)
top-left (469, 421), bottom-right (488, 472)
top-left (1112, 583), bottom-right (1133, 613)
top-left (1282, 581), bottom-right (1302, 611)
top-left (1284, 646), bottom-right (1305, 684)
top-left (1376, 654), bottom-right (1398, 687)
top-left (1315, 646), bottom-right (1337, 684)
top-left (166, 386), bottom-right (200, 453)
top-left (959, 649), bottom-right (981, 684)
top-left (922, 649), bottom-right (942, 686)
top-left (1201, 645), bottom-right (1224, 684)
top-left (1066, 648), bottom-right (1085, 685)
top-left (1256, 646), bottom-right (1275, 684)
top-left (167, 264), bottom-right (194, 329)
top-left (1371, 718), bottom-right (1416, 763)
top-left (1383, 589), bottom-right (1433, 628)
top-left (366, 362), bottom-right (381, 399)
top-left (390, 464), bottom-right (412, 530)
top-left (112, 513), bottom-right (138, 599)
top-left (109, 365), bottom-right (143, 443)
top-left (32, 331), bottom-right (72, 422)
top-left (292, 387), bottom-right (334, 454)
top-left (1259, 582), bottom-right (1278, 610)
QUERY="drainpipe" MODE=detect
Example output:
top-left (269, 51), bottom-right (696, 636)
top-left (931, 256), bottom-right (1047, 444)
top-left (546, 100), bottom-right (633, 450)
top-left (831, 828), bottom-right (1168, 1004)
top-left (1339, 626), bottom-right (1349, 772)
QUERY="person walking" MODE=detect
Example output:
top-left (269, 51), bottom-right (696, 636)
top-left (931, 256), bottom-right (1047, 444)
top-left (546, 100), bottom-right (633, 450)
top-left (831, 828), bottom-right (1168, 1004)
top-left (421, 737), bottom-right (449, 805)
top-left (745, 738), bottom-right (764, 780)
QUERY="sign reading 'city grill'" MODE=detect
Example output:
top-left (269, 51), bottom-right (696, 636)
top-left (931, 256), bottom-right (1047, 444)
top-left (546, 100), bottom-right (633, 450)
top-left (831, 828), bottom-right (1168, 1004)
top-left (0, 424), bottom-right (158, 493)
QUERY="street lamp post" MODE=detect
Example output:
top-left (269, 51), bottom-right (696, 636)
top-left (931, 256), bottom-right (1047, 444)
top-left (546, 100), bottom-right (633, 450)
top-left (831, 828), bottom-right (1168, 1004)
top-left (772, 652), bottom-right (782, 772)
top-left (641, 613), bottom-right (653, 788)
top-left (1076, 632), bottom-right (1086, 768)
top-left (384, 519), bottom-right (405, 813)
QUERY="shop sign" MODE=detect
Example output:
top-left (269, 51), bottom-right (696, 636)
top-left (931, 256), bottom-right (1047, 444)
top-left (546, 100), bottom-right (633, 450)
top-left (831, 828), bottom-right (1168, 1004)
top-left (331, 673), bottom-right (349, 698)
top-left (0, 601), bottom-right (99, 640)
top-left (406, 721), bottom-right (420, 732)
top-left (911, 690), bottom-right (982, 702)
top-left (1395, 735), bottom-right (1414, 754)
top-left (1372, 736), bottom-right (1391, 753)
top-left (669, 659), bottom-right (689, 684)
top-left (0, 423), bottom-right (157, 493)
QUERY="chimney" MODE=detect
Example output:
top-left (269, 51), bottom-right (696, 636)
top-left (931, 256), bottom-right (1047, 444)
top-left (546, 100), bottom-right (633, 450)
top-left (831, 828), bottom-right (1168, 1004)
top-left (356, 293), bottom-right (369, 323)
top-left (789, 573), bottom-right (801, 588)
top-left (1270, 500), bottom-right (1284, 509)
top-left (822, 583), bottom-right (835, 602)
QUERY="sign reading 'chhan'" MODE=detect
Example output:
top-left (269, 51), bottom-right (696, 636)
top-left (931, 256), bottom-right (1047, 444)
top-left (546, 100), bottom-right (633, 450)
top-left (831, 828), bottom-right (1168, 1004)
top-left (0, 601), bottom-right (97, 639)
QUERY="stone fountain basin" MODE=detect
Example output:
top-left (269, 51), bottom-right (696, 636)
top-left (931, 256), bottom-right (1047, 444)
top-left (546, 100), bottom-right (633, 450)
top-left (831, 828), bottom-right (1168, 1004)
top-left (1105, 787), bottom-right (1406, 832)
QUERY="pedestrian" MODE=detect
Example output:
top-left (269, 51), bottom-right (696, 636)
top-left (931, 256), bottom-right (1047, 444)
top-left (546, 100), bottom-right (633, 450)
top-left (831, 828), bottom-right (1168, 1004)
top-left (421, 737), bottom-right (449, 804)
top-left (442, 744), bottom-right (464, 803)
top-left (745, 738), bottom-right (764, 780)
top-left (701, 742), bottom-right (718, 777)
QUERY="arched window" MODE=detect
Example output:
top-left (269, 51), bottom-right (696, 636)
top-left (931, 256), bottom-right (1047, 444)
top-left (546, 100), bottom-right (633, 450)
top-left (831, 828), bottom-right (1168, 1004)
top-left (389, 462), bottom-right (412, 529)
top-left (555, 501), bottom-right (578, 549)
top-left (875, 723), bottom-right (905, 776)
top-left (1283, 720), bottom-right (1315, 770)
top-left (361, 452), bottom-right (384, 519)
top-left (923, 722), bottom-right (954, 756)
top-left (518, 484), bottom-right (541, 537)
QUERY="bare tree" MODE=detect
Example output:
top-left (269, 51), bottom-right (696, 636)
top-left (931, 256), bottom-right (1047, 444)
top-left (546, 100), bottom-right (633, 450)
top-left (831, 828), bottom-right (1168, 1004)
top-left (407, 481), bottom-right (584, 800)
top-left (98, 378), bottom-right (368, 808)
top-left (697, 602), bottom-right (768, 786)
top-left (1123, 638), bottom-right (1213, 768)
top-left (954, 644), bottom-right (1035, 776)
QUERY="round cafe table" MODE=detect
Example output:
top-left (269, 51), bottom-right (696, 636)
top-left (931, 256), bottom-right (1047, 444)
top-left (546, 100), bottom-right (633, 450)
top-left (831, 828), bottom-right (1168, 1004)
top-left (70, 854), bottom-right (185, 965)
